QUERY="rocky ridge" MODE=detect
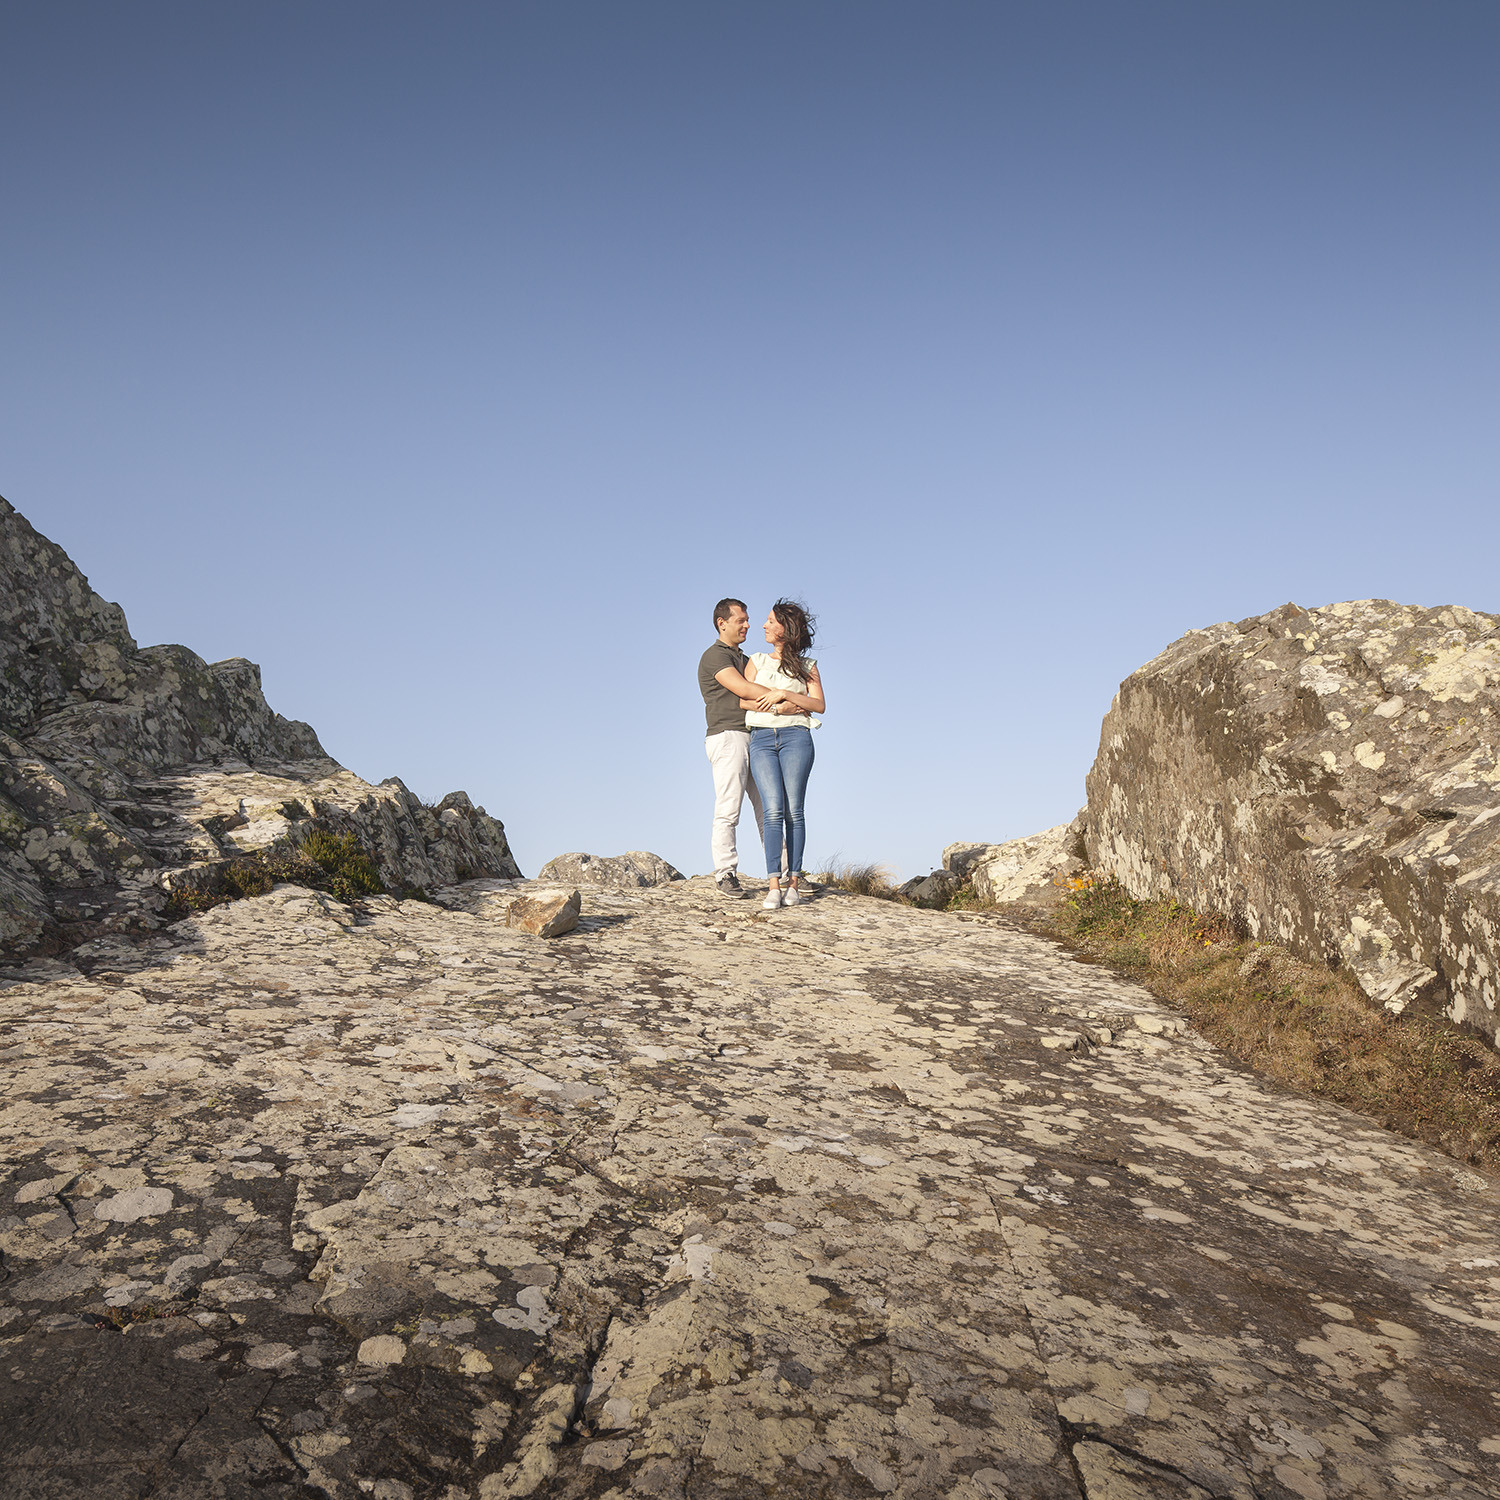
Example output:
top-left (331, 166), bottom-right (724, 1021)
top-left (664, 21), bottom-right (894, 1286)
top-left (0, 498), bottom-right (520, 959)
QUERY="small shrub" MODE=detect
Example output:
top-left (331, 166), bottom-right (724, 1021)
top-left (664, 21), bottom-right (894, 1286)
top-left (299, 829), bottom-right (384, 900)
top-left (942, 883), bottom-right (983, 912)
top-left (222, 861), bottom-right (275, 901)
top-left (162, 827), bottom-right (387, 920)
top-left (161, 883), bottom-right (231, 919)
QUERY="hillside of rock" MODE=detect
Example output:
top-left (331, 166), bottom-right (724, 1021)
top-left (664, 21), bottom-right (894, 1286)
top-left (1082, 599), bottom-right (1500, 1039)
top-left (0, 497), bottom-right (520, 959)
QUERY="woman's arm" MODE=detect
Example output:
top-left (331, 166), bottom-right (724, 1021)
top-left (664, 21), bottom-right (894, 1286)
top-left (774, 665), bottom-right (824, 715)
top-left (740, 665), bottom-right (825, 715)
top-left (738, 696), bottom-right (804, 712)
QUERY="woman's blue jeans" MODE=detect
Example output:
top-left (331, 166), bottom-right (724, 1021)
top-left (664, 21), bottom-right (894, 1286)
top-left (748, 726), bottom-right (814, 879)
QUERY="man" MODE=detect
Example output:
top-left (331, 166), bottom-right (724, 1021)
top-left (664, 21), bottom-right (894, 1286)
top-left (698, 597), bottom-right (768, 897)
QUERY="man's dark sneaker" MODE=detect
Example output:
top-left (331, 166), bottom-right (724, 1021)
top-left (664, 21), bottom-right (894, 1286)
top-left (716, 872), bottom-right (745, 897)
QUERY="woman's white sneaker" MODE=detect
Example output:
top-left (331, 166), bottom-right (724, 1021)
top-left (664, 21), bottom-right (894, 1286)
top-left (762, 888), bottom-right (783, 910)
top-left (783, 885), bottom-right (802, 906)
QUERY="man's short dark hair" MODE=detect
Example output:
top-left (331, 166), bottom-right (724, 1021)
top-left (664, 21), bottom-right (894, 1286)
top-left (713, 598), bottom-right (747, 628)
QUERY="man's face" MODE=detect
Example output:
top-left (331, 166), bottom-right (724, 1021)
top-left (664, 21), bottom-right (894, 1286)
top-left (721, 606), bottom-right (749, 644)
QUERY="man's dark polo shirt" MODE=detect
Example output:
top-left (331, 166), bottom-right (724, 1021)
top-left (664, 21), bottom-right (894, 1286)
top-left (698, 641), bottom-right (750, 736)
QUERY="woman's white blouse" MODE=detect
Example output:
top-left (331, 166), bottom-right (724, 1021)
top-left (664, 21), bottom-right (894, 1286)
top-left (744, 653), bottom-right (821, 729)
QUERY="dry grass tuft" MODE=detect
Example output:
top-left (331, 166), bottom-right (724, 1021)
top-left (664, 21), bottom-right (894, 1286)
top-left (810, 857), bottom-right (900, 901)
top-left (1046, 876), bottom-right (1500, 1169)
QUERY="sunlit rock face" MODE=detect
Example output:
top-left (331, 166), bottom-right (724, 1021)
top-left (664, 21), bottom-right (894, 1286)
top-left (1084, 599), bottom-right (1500, 1038)
top-left (943, 818), bottom-right (1085, 909)
top-left (0, 497), bottom-right (520, 958)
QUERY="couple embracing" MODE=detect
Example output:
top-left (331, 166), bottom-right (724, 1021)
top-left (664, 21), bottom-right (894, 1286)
top-left (697, 597), bottom-right (825, 909)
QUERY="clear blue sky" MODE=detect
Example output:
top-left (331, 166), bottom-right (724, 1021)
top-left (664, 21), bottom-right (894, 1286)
top-left (3, 3), bottom-right (1496, 879)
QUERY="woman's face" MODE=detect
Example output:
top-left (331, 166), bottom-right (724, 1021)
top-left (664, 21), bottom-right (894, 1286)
top-left (763, 611), bottom-right (785, 645)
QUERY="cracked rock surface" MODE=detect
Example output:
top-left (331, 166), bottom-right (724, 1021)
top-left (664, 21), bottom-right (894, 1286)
top-left (4, 877), bottom-right (1500, 1498)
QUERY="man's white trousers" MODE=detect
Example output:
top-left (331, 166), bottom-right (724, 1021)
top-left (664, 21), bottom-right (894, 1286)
top-left (705, 729), bottom-right (765, 879)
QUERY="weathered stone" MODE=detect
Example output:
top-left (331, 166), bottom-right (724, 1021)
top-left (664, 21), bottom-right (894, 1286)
top-left (536, 850), bottom-right (684, 888)
top-left (1083, 599), bottom-right (1500, 1038)
top-left (1072, 1440), bottom-right (1215, 1498)
top-left (505, 888), bottom-right (581, 937)
top-left (93, 1185), bottom-right (173, 1222)
top-left (4, 877), bottom-right (1500, 1496)
top-left (1, 500), bottom-right (140, 737)
top-left (942, 842), bottom-right (1001, 880)
top-left (0, 498), bottom-right (521, 959)
top-left (944, 815), bottom-right (1086, 907)
top-left (896, 869), bottom-right (965, 905)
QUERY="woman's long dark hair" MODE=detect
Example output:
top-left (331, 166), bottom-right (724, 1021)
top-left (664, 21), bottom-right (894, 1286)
top-left (771, 598), bottom-right (816, 685)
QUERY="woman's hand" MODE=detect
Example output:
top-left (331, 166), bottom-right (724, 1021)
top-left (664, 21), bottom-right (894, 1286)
top-left (754, 688), bottom-right (788, 711)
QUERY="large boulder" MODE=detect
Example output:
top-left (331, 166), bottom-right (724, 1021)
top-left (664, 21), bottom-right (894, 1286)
top-left (1083, 599), bottom-right (1500, 1038)
top-left (536, 851), bottom-right (684, 889)
top-left (0, 497), bottom-right (522, 959)
top-left (943, 816), bottom-right (1086, 907)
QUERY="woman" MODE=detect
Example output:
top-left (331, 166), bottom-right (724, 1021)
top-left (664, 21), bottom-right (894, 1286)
top-left (741, 599), bottom-right (826, 909)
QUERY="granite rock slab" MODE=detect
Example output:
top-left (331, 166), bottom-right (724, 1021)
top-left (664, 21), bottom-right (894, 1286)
top-left (944, 817), bottom-right (1087, 910)
top-left (4, 877), bottom-right (1500, 1497)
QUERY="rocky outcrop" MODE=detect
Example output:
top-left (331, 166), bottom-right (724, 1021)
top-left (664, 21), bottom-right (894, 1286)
top-left (0, 497), bottom-right (521, 958)
top-left (536, 850), bottom-right (684, 888)
top-left (1083, 599), bottom-right (1500, 1038)
top-left (943, 815), bottom-right (1086, 908)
